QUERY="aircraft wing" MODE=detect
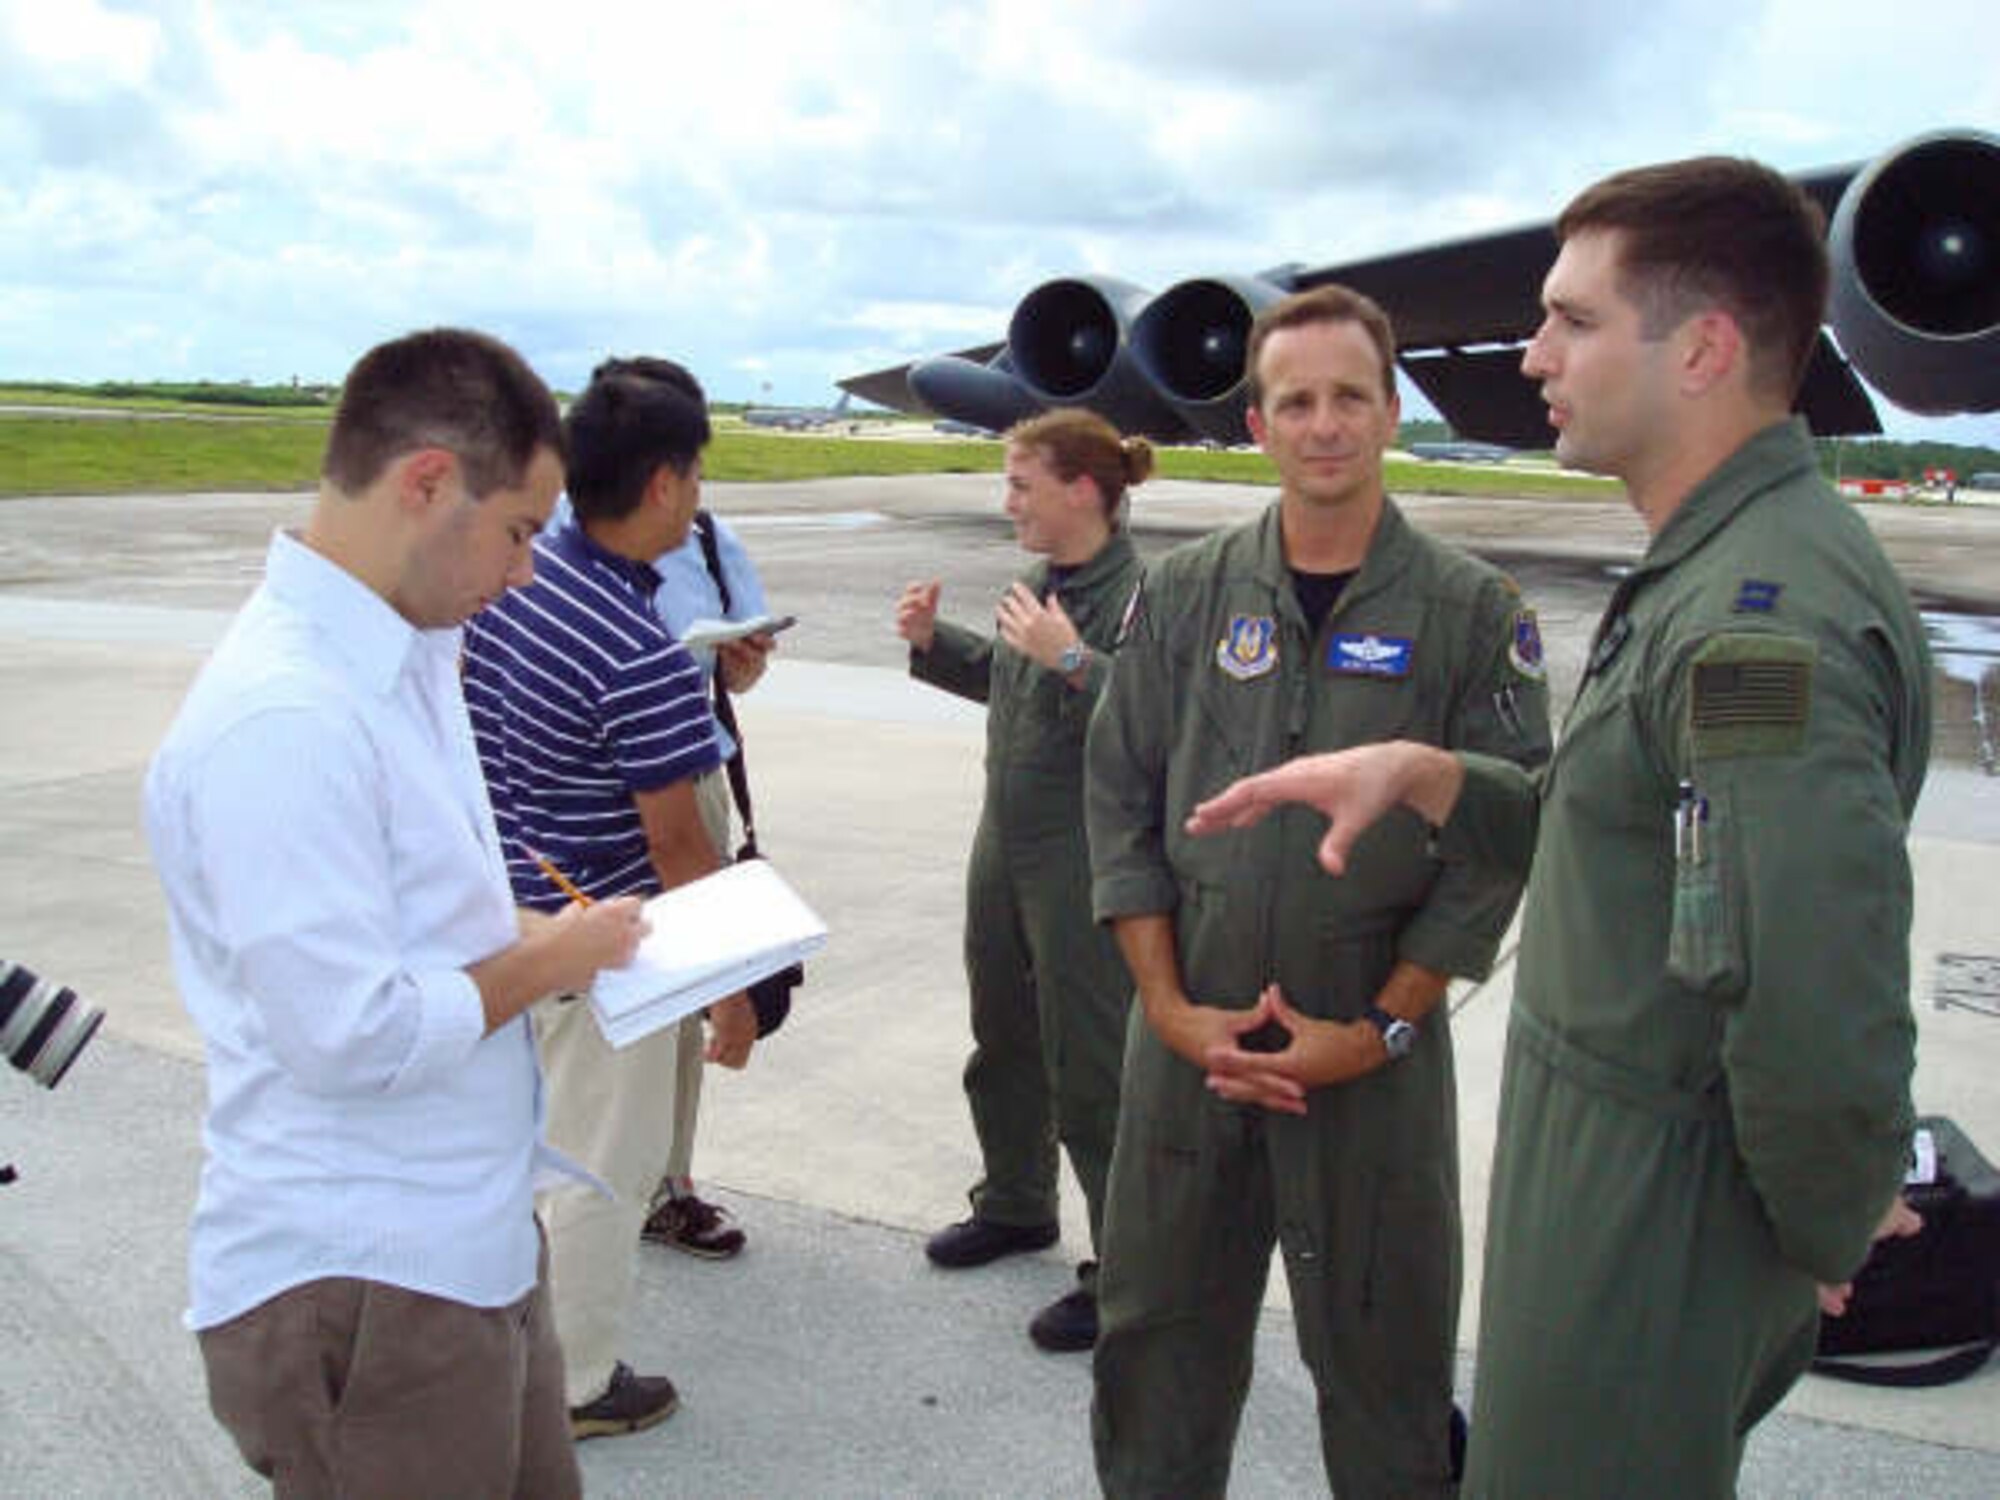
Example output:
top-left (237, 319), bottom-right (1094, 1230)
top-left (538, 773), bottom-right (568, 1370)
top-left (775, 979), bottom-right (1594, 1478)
top-left (841, 132), bottom-right (1997, 447)
top-left (840, 343), bottom-right (1003, 419)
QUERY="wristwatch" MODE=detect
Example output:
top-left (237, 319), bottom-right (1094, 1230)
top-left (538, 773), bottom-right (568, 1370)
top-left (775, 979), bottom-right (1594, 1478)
top-left (1056, 641), bottom-right (1089, 676)
top-left (1362, 1004), bottom-right (1417, 1061)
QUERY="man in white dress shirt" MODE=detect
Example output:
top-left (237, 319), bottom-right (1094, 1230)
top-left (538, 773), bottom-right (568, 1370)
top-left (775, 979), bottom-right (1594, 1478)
top-left (145, 328), bottom-right (645, 1499)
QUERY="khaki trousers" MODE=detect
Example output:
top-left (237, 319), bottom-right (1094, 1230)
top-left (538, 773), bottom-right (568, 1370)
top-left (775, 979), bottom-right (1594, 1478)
top-left (197, 1227), bottom-right (577, 1500)
top-left (537, 768), bottom-right (732, 1405)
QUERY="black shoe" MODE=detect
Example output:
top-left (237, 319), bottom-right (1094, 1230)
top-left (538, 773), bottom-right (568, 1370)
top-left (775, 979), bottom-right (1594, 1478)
top-left (924, 1215), bottom-right (1058, 1268)
top-left (569, 1362), bottom-right (679, 1441)
top-left (641, 1193), bottom-right (747, 1259)
top-left (1028, 1273), bottom-right (1098, 1352)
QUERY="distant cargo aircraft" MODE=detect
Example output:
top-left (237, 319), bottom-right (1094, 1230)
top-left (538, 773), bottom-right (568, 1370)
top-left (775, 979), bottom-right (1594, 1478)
top-left (841, 129), bottom-right (1999, 449)
top-left (1407, 440), bottom-right (1515, 464)
top-left (932, 417), bottom-right (997, 438)
top-left (743, 391), bottom-right (854, 431)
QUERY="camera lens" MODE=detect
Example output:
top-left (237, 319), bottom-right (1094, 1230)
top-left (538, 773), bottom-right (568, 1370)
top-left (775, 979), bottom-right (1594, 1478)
top-left (0, 960), bottom-right (105, 1089)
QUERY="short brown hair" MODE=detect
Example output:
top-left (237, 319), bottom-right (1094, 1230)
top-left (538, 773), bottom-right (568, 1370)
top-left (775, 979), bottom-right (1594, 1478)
top-left (1557, 156), bottom-right (1829, 402)
top-left (1244, 284), bottom-right (1398, 411)
top-left (1006, 408), bottom-right (1155, 519)
top-left (323, 328), bottom-right (564, 499)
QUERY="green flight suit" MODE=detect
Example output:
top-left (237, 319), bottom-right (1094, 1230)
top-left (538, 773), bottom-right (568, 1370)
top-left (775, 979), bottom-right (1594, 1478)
top-left (1086, 499), bottom-right (1551, 1499)
top-left (1442, 422), bottom-right (1932, 1497)
top-left (912, 531), bottom-right (1143, 1247)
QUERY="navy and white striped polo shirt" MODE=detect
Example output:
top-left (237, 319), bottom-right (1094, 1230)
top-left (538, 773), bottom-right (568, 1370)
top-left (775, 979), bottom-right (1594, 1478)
top-left (463, 516), bottom-right (722, 911)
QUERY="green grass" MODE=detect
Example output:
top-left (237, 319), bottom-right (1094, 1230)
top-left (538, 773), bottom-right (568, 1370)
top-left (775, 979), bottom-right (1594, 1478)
top-left (0, 416), bottom-right (332, 495)
top-left (0, 382), bottom-right (334, 418)
top-left (704, 432), bottom-right (1008, 480)
top-left (0, 407), bottom-right (1618, 501)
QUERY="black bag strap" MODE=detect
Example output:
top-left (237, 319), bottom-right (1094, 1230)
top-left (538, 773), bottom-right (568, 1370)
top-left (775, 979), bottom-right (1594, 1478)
top-left (1812, 1340), bottom-right (1997, 1388)
top-left (692, 511), bottom-right (758, 859)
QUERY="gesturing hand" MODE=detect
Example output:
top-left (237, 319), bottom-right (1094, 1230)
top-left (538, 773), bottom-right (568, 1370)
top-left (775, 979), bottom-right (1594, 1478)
top-left (995, 582), bottom-right (1080, 672)
top-left (895, 579), bottom-right (942, 652)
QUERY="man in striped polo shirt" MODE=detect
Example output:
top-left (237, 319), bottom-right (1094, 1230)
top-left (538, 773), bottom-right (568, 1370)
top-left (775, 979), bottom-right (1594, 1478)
top-left (463, 355), bottom-right (758, 1441)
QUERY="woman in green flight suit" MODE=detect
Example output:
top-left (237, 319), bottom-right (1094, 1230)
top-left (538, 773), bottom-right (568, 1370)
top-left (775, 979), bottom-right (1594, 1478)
top-left (896, 408), bottom-right (1151, 1352)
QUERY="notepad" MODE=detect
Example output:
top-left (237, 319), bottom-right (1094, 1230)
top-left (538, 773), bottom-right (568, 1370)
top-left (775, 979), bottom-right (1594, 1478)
top-left (677, 613), bottom-right (797, 651)
top-left (589, 859), bottom-right (827, 1048)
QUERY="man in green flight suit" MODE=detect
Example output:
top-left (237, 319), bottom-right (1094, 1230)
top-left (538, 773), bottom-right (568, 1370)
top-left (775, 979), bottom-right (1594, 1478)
top-left (897, 409), bottom-right (1153, 1351)
top-left (1187, 159), bottom-right (1933, 1497)
top-left (1084, 284), bottom-right (1552, 1497)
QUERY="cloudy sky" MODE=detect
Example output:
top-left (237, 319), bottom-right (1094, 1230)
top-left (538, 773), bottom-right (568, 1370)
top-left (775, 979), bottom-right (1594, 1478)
top-left (3, 0), bottom-right (1994, 443)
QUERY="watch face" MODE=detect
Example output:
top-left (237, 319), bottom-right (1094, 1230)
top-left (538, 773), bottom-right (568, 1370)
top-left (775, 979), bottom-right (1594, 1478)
top-left (1367, 1008), bottom-right (1416, 1059)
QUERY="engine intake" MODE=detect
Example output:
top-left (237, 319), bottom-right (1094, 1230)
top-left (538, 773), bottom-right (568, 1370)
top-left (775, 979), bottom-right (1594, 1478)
top-left (1132, 276), bottom-right (1289, 444)
top-left (1829, 129), bottom-right (2000, 415)
top-left (1007, 277), bottom-right (1188, 440)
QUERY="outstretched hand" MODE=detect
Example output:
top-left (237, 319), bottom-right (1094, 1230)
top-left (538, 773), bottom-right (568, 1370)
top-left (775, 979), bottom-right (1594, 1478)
top-left (1187, 748), bottom-right (1420, 876)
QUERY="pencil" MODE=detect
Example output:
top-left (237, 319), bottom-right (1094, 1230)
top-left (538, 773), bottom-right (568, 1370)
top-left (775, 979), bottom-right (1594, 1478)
top-left (527, 848), bottom-right (593, 906)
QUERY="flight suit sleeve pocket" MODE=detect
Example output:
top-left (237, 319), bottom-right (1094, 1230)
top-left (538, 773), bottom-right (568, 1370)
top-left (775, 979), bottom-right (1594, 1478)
top-left (1665, 783), bottom-right (1743, 997)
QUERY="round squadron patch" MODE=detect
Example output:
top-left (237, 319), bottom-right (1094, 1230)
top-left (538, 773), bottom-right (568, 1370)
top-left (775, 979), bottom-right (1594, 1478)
top-left (1508, 608), bottom-right (1547, 681)
top-left (1216, 615), bottom-right (1278, 680)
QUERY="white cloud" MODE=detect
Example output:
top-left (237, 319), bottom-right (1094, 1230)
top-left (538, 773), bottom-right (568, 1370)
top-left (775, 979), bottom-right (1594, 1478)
top-left (0, 0), bottom-right (1989, 443)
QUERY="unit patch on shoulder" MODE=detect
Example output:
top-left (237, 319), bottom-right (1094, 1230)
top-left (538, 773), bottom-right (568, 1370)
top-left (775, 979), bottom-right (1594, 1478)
top-left (1327, 633), bottom-right (1414, 678)
top-left (1733, 578), bottom-right (1784, 614)
top-left (1686, 632), bottom-right (1815, 760)
top-left (1508, 608), bottom-right (1547, 680)
top-left (1215, 615), bottom-right (1278, 680)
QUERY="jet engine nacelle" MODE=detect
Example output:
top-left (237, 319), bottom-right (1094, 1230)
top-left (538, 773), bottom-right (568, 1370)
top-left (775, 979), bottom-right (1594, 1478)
top-left (908, 351), bottom-right (1045, 436)
top-left (1006, 276), bottom-right (1190, 439)
top-left (1829, 129), bottom-right (2000, 415)
top-left (1131, 275), bottom-right (1291, 445)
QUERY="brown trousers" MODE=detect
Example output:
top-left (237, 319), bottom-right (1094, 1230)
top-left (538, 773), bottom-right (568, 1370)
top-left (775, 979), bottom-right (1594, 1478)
top-left (196, 1228), bottom-right (578, 1499)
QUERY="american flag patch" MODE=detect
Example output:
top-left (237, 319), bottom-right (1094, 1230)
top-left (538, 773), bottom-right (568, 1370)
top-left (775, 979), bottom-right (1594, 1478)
top-left (1687, 633), bottom-right (1815, 759)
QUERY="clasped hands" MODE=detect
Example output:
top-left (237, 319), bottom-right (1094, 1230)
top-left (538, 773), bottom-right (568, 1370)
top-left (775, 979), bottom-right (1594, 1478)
top-left (1159, 983), bottom-right (1383, 1115)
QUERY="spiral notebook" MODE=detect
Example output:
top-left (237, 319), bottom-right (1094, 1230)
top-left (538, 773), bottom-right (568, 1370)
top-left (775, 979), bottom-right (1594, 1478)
top-left (589, 859), bottom-right (827, 1048)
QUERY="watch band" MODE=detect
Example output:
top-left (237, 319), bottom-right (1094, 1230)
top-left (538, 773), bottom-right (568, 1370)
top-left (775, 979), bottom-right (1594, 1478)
top-left (1362, 1004), bottom-right (1417, 1061)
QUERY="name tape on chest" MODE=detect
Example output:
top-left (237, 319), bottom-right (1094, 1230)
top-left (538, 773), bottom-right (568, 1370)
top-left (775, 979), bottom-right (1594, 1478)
top-left (1687, 632), bottom-right (1815, 760)
top-left (1327, 632), bottom-right (1413, 678)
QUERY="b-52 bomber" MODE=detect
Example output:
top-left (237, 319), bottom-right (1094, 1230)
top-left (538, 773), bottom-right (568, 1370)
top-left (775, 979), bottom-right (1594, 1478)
top-left (842, 129), bottom-right (1999, 448)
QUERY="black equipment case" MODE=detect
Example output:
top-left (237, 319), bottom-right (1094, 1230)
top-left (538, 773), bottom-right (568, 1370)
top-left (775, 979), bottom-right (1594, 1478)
top-left (1813, 1116), bottom-right (2000, 1387)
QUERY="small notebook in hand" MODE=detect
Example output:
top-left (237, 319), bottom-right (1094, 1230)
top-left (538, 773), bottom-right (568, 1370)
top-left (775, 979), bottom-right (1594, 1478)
top-left (589, 859), bottom-right (827, 1048)
top-left (677, 613), bottom-right (797, 651)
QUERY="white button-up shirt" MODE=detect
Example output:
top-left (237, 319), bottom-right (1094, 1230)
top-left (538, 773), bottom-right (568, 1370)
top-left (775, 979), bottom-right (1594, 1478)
top-left (146, 531), bottom-right (553, 1329)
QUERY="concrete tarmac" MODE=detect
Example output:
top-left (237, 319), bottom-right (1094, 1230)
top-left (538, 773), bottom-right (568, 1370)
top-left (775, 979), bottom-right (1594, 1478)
top-left (3, 478), bottom-right (1999, 1496)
